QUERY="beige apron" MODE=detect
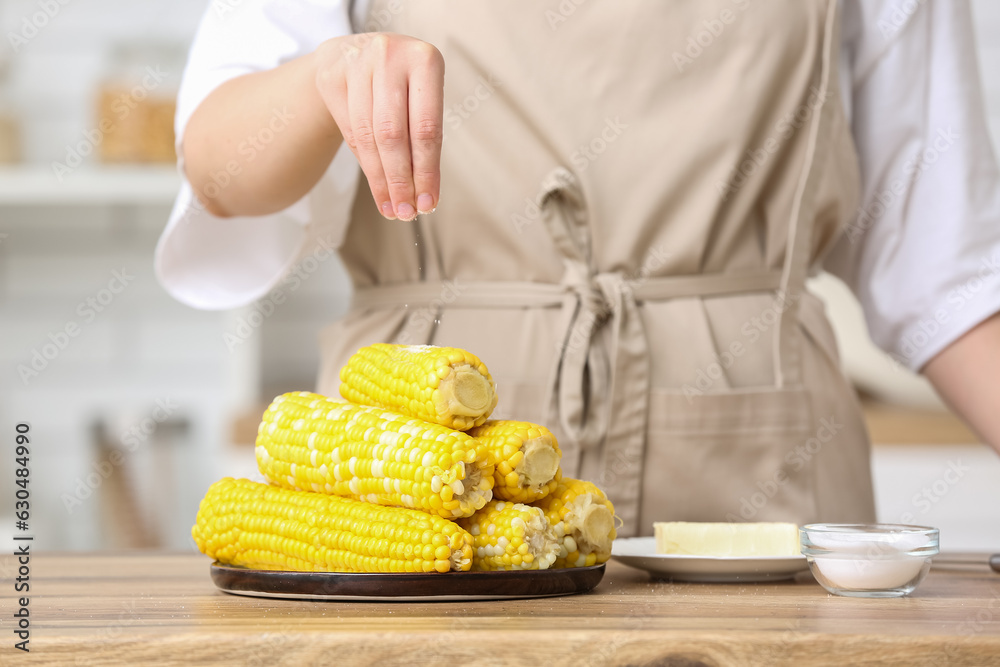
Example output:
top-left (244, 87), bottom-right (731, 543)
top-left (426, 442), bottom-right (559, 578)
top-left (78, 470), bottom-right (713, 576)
top-left (318, 0), bottom-right (877, 536)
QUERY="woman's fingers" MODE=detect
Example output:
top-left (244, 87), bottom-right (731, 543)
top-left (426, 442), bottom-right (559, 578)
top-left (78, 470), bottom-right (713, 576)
top-left (373, 42), bottom-right (417, 220)
top-left (315, 34), bottom-right (444, 220)
top-left (408, 44), bottom-right (444, 214)
top-left (346, 56), bottom-right (394, 219)
top-left (316, 48), bottom-right (361, 185)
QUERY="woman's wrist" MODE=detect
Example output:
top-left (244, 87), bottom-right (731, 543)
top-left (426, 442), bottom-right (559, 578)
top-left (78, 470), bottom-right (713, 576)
top-left (302, 46), bottom-right (343, 144)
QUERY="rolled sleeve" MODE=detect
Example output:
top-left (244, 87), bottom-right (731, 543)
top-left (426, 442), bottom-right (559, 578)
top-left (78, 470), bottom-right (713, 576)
top-left (826, 0), bottom-right (1000, 370)
top-left (155, 0), bottom-right (359, 310)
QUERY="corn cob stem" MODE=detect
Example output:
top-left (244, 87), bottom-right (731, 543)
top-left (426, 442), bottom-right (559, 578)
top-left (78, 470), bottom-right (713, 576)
top-left (561, 494), bottom-right (616, 555)
top-left (256, 392), bottom-right (495, 519)
top-left (192, 478), bottom-right (474, 573)
top-left (439, 365), bottom-right (491, 415)
top-left (533, 478), bottom-right (617, 568)
top-left (518, 438), bottom-right (560, 487)
top-left (467, 421), bottom-right (562, 503)
top-left (457, 500), bottom-right (559, 571)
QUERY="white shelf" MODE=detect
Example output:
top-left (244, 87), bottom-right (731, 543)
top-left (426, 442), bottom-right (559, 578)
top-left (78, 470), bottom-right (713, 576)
top-left (0, 165), bottom-right (181, 206)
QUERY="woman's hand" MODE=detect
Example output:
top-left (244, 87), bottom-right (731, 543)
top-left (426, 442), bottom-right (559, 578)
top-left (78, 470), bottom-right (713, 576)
top-left (315, 33), bottom-right (445, 221)
top-left (181, 33), bottom-right (443, 220)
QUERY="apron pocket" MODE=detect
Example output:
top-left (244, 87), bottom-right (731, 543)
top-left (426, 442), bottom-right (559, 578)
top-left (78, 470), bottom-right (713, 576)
top-left (639, 386), bottom-right (819, 530)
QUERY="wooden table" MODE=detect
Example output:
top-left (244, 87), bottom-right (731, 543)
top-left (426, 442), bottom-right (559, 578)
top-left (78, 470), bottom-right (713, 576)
top-left (6, 553), bottom-right (999, 665)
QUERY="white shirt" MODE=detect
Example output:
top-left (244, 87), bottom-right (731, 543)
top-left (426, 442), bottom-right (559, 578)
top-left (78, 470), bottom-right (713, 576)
top-left (155, 0), bottom-right (1000, 371)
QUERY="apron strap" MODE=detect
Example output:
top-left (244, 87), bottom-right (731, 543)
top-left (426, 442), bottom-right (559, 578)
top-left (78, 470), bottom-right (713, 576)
top-left (351, 271), bottom-right (782, 310)
top-left (774, 0), bottom-right (841, 389)
top-left (534, 167), bottom-right (649, 535)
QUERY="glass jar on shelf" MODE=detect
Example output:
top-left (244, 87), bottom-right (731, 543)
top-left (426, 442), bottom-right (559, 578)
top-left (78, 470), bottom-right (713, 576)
top-left (96, 42), bottom-right (184, 164)
top-left (0, 54), bottom-right (21, 164)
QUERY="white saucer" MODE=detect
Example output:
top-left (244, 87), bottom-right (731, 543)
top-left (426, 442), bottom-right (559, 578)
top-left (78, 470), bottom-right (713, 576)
top-left (611, 537), bottom-right (810, 582)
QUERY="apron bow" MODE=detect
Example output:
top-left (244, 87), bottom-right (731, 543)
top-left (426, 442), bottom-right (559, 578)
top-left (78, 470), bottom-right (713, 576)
top-left (541, 168), bottom-right (650, 533)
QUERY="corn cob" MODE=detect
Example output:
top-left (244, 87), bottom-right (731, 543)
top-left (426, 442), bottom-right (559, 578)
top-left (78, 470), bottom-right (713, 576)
top-left (255, 392), bottom-right (495, 519)
top-left (532, 478), bottom-right (617, 568)
top-left (339, 343), bottom-right (498, 430)
top-left (192, 478), bottom-right (474, 573)
top-left (456, 500), bottom-right (559, 571)
top-left (467, 420), bottom-right (562, 503)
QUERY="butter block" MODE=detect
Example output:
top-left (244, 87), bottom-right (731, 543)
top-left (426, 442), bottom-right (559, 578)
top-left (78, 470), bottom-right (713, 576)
top-left (654, 522), bottom-right (800, 557)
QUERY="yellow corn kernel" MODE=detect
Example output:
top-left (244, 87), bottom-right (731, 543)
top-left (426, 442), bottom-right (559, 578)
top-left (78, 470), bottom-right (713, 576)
top-left (339, 343), bottom-right (498, 430)
top-left (457, 500), bottom-right (559, 571)
top-left (192, 478), bottom-right (474, 573)
top-left (467, 420), bottom-right (562, 503)
top-left (255, 392), bottom-right (494, 519)
top-left (531, 478), bottom-right (617, 568)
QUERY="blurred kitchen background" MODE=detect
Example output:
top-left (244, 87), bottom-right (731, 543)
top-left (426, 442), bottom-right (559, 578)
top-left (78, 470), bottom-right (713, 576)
top-left (0, 0), bottom-right (998, 553)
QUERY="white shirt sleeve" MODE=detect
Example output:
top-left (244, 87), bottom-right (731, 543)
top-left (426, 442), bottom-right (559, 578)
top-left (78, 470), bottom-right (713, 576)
top-left (826, 0), bottom-right (1000, 371)
top-left (154, 0), bottom-right (360, 310)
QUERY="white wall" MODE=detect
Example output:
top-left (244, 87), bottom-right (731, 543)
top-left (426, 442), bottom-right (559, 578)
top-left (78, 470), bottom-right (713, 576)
top-left (873, 445), bottom-right (1000, 551)
top-left (0, 0), bottom-right (207, 162)
top-left (0, 0), bottom-right (245, 551)
top-left (0, 0), bottom-right (356, 551)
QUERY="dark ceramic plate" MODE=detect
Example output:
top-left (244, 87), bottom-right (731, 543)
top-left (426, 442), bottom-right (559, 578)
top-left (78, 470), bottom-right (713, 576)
top-left (210, 562), bottom-right (606, 601)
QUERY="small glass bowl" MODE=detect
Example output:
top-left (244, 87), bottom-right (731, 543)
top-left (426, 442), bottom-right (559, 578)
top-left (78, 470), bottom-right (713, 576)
top-left (800, 524), bottom-right (939, 598)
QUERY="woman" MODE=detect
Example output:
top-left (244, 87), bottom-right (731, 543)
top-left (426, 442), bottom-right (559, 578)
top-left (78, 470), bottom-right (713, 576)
top-left (157, 0), bottom-right (1000, 536)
